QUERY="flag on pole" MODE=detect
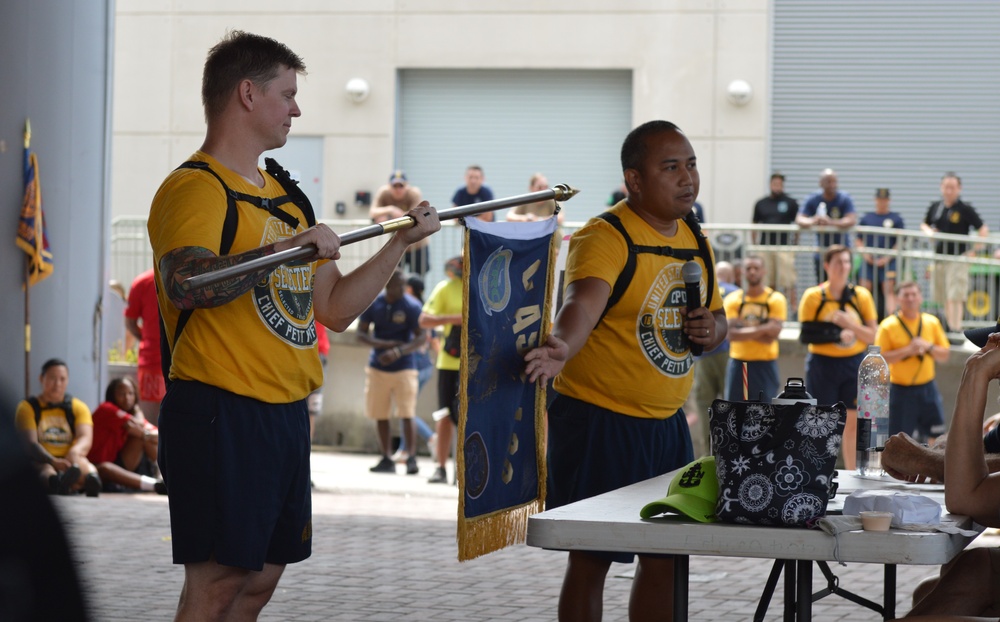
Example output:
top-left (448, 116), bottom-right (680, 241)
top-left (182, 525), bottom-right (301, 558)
top-left (457, 216), bottom-right (557, 561)
top-left (15, 120), bottom-right (53, 287)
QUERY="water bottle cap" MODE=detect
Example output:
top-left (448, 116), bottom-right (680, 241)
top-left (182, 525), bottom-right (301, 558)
top-left (868, 345), bottom-right (881, 354)
top-left (772, 377), bottom-right (817, 405)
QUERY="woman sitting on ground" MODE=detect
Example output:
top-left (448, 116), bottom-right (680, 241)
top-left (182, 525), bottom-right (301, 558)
top-left (88, 377), bottom-right (165, 494)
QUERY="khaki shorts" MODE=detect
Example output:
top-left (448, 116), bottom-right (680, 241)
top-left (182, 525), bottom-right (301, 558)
top-left (364, 367), bottom-right (418, 420)
top-left (761, 250), bottom-right (797, 291)
top-left (931, 260), bottom-right (969, 302)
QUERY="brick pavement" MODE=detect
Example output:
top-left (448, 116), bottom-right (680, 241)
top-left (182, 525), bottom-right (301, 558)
top-left (53, 450), bottom-right (994, 621)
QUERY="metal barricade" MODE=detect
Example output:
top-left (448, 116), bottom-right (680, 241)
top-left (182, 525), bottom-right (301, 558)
top-left (108, 217), bottom-right (1000, 335)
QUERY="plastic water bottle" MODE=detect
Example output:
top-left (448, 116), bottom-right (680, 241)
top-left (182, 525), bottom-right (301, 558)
top-left (857, 345), bottom-right (890, 477)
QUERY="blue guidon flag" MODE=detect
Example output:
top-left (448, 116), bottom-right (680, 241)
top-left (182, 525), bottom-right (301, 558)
top-left (457, 216), bottom-right (557, 561)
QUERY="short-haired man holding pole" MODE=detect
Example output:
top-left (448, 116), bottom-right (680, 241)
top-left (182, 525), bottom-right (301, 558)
top-left (148, 31), bottom-right (439, 620)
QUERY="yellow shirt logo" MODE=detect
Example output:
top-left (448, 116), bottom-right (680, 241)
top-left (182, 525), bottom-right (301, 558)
top-left (253, 218), bottom-right (318, 348)
top-left (637, 262), bottom-right (700, 377)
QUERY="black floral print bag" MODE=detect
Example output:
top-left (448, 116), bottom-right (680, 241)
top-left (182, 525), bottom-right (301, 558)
top-left (708, 399), bottom-right (847, 527)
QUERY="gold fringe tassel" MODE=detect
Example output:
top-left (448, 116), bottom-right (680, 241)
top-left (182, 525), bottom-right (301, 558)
top-left (457, 499), bottom-right (545, 561)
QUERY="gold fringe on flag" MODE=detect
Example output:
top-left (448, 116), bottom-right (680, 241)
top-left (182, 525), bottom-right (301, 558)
top-left (456, 227), bottom-right (557, 561)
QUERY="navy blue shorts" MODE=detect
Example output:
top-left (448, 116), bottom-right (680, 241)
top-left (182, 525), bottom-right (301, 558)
top-left (546, 393), bottom-right (693, 564)
top-left (158, 380), bottom-right (312, 571)
top-left (805, 352), bottom-right (865, 409)
top-left (889, 381), bottom-right (945, 440)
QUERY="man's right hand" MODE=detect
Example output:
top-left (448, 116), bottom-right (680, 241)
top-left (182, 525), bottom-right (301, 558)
top-left (524, 333), bottom-right (569, 384)
top-left (276, 224), bottom-right (341, 260)
top-left (882, 432), bottom-right (944, 483)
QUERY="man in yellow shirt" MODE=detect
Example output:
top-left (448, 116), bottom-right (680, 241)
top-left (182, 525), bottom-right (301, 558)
top-left (148, 31), bottom-right (439, 621)
top-left (724, 255), bottom-right (787, 402)
top-left (14, 358), bottom-right (99, 496)
top-left (525, 120), bottom-right (726, 621)
top-left (875, 281), bottom-right (949, 442)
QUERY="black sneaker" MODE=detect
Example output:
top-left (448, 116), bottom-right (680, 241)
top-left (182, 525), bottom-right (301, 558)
top-left (369, 457), bottom-right (396, 473)
top-left (57, 465), bottom-right (81, 495)
top-left (428, 466), bottom-right (448, 484)
top-left (154, 481), bottom-right (168, 495)
top-left (406, 455), bottom-right (419, 475)
top-left (83, 472), bottom-right (101, 497)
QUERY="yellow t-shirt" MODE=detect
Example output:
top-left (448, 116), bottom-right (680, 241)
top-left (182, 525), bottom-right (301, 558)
top-left (147, 152), bottom-right (323, 403)
top-left (724, 287), bottom-right (787, 362)
top-left (875, 312), bottom-right (949, 386)
top-left (797, 283), bottom-right (877, 358)
top-left (15, 397), bottom-right (93, 458)
top-left (423, 277), bottom-right (463, 372)
top-left (554, 203), bottom-right (723, 419)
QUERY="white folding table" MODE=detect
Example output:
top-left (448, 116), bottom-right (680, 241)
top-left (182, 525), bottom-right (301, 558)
top-left (526, 470), bottom-right (982, 621)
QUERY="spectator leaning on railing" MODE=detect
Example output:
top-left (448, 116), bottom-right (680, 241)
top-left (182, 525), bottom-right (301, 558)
top-left (752, 171), bottom-right (799, 308)
top-left (921, 172), bottom-right (988, 335)
top-left (855, 188), bottom-right (904, 321)
top-left (796, 168), bottom-right (857, 283)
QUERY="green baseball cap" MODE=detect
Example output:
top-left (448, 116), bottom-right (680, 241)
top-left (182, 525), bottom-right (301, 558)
top-left (640, 456), bottom-right (718, 522)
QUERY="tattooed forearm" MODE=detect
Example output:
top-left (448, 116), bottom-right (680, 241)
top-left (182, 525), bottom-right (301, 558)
top-left (161, 245), bottom-right (278, 310)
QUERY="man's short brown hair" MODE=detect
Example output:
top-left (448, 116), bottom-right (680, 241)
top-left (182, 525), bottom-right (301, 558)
top-left (823, 244), bottom-right (851, 265)
top-left (202, 30), bottom-right (306, 122)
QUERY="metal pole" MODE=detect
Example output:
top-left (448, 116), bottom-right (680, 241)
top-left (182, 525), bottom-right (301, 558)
top-left (180, 183), bottom-right (579, 292)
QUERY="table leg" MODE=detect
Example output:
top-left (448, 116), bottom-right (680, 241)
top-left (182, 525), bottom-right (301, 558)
top-left (796, 560), bottom-right (812, 622)
top-left (883, 564), bottom-right (896, 620)
top-left (784, 560), bottom-right (797, 622)
top-left (673, 554), bottom-right (689, 622)
top-left (753, 560), bottom-right (786, 622)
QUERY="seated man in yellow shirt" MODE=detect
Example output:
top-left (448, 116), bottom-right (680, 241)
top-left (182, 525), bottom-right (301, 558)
top-left (15, 358), bottom-right (100, 496)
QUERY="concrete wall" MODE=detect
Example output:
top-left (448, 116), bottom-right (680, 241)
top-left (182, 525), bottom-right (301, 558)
top-left (0, 2), bottom-right (113, 410)
top-left (111, 0), bottom-right (771, 226)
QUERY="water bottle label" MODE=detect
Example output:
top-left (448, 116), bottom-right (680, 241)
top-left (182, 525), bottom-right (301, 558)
top-left (856, 418), bottom-right (872, 451)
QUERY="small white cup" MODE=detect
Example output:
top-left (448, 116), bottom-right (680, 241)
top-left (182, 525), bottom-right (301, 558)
top-left (859, 511), bottom-right (893, 531)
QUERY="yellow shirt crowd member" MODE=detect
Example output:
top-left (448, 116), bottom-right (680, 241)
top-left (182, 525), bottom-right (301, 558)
top-left (555, 202), bottom-right (723, 419)
top-left (15, 398), bottom-right (93, 457)
top-left (148, 151), bottom-right (324, 403)
top-left (724, 288), bottom-right (787, 362)
top-left (797, 283), bottom-right (877, 358)
top-left (875, 313), bottom-right (949, 386)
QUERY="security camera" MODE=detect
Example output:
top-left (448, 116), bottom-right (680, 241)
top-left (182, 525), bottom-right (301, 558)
top-left (345, 78), bottom-right (370, 103)
top-left (726, 79), bottom-right (753, 107)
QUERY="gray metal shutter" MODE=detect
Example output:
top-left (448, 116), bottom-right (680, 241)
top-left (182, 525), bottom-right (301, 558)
top-left (771, 1), bottom-right (1000, 232)
top-left (397, 69), bottom-right (632, 223)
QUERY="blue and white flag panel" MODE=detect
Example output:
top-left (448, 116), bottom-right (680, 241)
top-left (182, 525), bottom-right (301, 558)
top-left (461, 216), bottom-right (556, 522)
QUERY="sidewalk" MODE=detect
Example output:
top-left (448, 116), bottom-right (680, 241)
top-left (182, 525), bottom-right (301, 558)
top-left (54, 450), bottom-right (994, 621)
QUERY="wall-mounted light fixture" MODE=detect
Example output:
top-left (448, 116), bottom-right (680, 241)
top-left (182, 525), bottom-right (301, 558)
top-left (726, 79), bottom-right (753, 107)
top-left (345, 78), bottom-right (370, 103)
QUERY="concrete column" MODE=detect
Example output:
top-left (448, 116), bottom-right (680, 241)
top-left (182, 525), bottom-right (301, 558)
top-left (0, 1), bottom-right (113, 408)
